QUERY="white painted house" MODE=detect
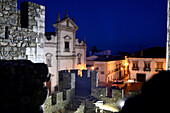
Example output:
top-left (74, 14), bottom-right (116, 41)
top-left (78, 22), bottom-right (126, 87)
top-left (128, 47), bottom-right (166, 82)
top-left (86, 55), bottom-right (128, 83)
top-left (44, 11), bottom-right (87, 92)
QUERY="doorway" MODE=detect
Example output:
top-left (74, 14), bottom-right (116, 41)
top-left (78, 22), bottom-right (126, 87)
top-left (137, 73), bottom-right (146, 82)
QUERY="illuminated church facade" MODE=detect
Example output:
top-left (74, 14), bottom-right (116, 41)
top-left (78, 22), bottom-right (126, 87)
top-left (44, 11), bottom-right (87, 92)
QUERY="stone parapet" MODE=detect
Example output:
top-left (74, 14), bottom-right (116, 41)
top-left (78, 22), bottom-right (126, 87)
top-left (44, 88), bottom-right (75, 113)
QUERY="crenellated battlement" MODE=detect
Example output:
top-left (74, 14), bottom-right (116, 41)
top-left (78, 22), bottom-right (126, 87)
top-left (75, 38), bottom-right (86, 46)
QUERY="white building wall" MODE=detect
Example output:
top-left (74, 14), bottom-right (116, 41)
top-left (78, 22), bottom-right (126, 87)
top-left (60, 31), bottom-right (74, 55)
top-left (44, 35), bottom-right (57, 91)
top-left (128, 58), bottom-right (166, 81)
top-left (94, 60), bottom-right (125, 83)
top-left (75, 47), bottom-right (86, 70)
top-left (94, 62), bottom-right (106, 82)
top-left (44, 46), bottom-right (57, 91)
top-left (59, 58), bottom-right (74, 70)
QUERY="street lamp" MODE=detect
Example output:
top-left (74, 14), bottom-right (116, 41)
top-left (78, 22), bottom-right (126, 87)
top-left (91, 66), bottom-right (94, 70)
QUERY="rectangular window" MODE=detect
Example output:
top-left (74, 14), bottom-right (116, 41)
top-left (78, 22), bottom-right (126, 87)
top-left (65, 42), bottom-right (69, 52)
top-left (155, 62), bottom-right (163, 71)
top-left (144, 61), bottom-right (151, 71)
top-left (132, 61), bottom-right (139, 70)
top-left (115, 64), bottom-right (119, 71)
top-left (101, 71), bottom-right (104, 74)
top-left (157, 62), bottom-right (163, 69)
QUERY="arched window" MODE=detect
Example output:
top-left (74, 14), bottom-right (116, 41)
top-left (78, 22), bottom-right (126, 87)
top-left (77, 53), bottom-right (82, 64)
top-left (46, 53), bottom-right (53, 67)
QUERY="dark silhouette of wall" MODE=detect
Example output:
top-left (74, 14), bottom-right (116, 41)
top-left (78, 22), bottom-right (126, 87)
top-left (0, 60), bottom-right (49, 113)
top-left (119, 71), bottom-right (170, 113)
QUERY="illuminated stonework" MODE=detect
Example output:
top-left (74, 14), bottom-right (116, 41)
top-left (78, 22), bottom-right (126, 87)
top-left (167, 0), bottom-right (170, 70)
top-left (0, 0), bottom-right (45, 63)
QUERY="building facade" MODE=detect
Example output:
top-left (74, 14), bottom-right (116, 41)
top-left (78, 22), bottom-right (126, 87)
top-left (94, 60), bottom-right (126, 83)
top-left (128, 58), bottom-right (166, 82)
top-left (44, 12), bottom-right (87, 92)
top-left (0, 1), bottom-right (45, 63)
top-left (86, 55), bottom-right (128, 83)
top-left (129, 47), bottom-right (166, 82)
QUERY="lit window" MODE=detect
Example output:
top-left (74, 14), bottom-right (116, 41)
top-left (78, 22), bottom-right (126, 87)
top-left (155, 62), bottom-right (163, 71)
top-left (132, 61), bottom-right (139, 70)
top-left (144, 61), bottom-right (151, 71)
top-left (157, 62), bottom-right (163, 69)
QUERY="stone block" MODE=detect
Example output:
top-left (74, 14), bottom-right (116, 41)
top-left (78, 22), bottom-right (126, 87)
top-left (0, 0), bottom-right (45, 62)
top-left (56, 92), bottom-right (63, 103)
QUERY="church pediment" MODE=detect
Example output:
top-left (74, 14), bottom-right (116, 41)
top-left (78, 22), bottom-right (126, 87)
top-left (63, 35), bottom-right (72, 40)
top-left (60, 18), bottom-right (78, 29)
top-left (53, 17), bottom-right (79, 31)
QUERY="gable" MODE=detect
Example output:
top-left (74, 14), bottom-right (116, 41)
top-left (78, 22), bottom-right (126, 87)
top-left (59, 18), bottom-right (78, 30)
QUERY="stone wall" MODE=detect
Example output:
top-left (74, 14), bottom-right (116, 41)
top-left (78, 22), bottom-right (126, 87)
top-left (74, 102), bottom-right (85, 113)
top-left (91, 87), bottom-right (107, 98)
top-left (91, 70), bottom-right (108, 98)
top-left (0, 0), bottom-right (45, 63)
top-left (44, 88), bottom-right (75, 113)
top-left (59, 70), bottom-right (75, 91)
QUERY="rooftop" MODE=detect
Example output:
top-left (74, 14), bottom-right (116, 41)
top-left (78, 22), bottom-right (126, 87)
top-left (131, 47), bottom-right (166, 58)
top-left (94, 55), bottom-right (124, 62)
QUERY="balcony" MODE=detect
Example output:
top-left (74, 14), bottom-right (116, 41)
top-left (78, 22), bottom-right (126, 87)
top-left (155, 68), bottom-right (163, 72)
top-left (132, 67), bottom-right (139, 71)
top-left (143, 67), bottom-right (151, 72)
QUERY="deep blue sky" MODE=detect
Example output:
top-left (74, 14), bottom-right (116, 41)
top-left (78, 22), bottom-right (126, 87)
top-left (18, 0), bottom-right (167, 54)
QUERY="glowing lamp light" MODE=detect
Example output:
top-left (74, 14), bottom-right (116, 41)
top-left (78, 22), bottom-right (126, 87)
top-left (124, 63), bottom-right (129, 66)
top-left (116, 99), bottom-right (125, 109)
top-left (121, 67), bottom-right (123, 70)
top-left (99, 105), bottom-right (119, 112)
top-left (94, 101), bottom-right (119, 112)
top-left (91, 66), bottom-right (94, 70)
top-left (128, 79), bottom-right (134, 83)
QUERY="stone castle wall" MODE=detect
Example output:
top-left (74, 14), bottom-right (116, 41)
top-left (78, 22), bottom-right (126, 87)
top-left (44, 88), bottom-right (75, 113)
top-left (0, 0), bottom-right (45, 63)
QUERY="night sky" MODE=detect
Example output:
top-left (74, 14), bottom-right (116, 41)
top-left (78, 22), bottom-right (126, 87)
top-left (18, 0), bottom-right (167, 54)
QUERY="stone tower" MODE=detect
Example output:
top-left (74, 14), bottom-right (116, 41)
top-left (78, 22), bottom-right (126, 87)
top-left (0, 0), bottom-right (45, 63)
top-left (167, 0), bottom-right (170, 70)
